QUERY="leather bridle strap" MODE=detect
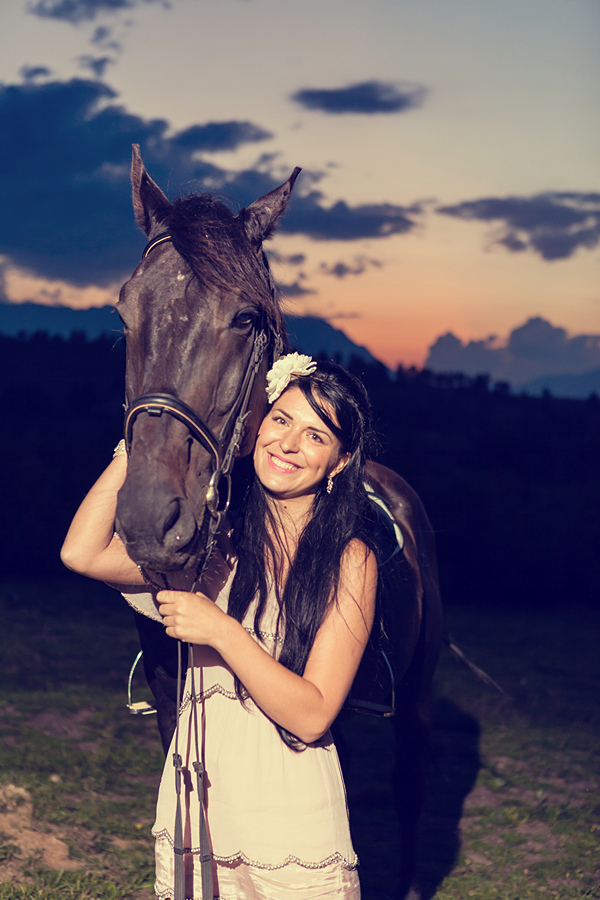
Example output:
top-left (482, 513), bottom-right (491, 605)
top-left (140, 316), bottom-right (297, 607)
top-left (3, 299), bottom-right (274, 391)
top-left (125, 394), bottom-right (222, 469)
top-left (143, 231), bottom-right (173, 258)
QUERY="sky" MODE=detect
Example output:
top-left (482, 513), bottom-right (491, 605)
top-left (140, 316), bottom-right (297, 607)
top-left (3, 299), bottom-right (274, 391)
top-left (0, 0), bottom-right (598, 376)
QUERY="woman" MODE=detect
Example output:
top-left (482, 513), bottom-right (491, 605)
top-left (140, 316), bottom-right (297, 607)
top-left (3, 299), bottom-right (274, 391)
top-left (62, 355), bottom-right (377, 900)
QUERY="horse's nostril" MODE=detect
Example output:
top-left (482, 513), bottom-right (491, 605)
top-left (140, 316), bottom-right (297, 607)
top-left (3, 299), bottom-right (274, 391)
top-left (160, 496), bottom-right (197, 554)
top-left (163, 498), bottom-right (181, 535)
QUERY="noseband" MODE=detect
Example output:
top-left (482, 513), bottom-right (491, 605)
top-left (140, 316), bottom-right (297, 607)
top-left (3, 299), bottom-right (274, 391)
top-left (124, 232), bottom-right (278, 557)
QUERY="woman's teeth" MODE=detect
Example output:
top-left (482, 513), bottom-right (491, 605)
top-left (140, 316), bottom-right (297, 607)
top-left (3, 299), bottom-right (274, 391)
top-left (270, 455), bottom-right (299, 472)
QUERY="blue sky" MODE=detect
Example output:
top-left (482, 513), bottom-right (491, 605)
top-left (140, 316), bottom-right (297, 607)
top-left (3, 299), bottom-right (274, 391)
top-left (0, 0), bottom-right (598, 377)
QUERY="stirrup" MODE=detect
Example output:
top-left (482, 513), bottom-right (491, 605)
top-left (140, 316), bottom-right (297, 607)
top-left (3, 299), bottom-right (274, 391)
top-left (127, 650), bottom-right (157, 715)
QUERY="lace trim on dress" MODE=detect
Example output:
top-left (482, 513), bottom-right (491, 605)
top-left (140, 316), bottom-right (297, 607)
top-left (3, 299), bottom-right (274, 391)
top-left (179, 683), bottom-right (239, 711)
top-left (244, 628), bottom-right (284, 645)
top-left (153, 830), bottom-right (358, 871)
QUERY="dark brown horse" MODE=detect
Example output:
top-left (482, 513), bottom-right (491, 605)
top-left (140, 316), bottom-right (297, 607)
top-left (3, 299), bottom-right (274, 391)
top-left (116, 145), bottom-right (441, 900)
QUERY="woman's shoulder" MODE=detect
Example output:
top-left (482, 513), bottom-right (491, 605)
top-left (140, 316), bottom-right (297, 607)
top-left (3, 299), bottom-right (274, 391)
top-left (342, 537), bottom-right (376, 567)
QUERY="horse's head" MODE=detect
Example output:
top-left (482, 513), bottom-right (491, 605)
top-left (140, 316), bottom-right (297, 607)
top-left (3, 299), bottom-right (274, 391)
top-left (115, 144), bottom-right (299, 582)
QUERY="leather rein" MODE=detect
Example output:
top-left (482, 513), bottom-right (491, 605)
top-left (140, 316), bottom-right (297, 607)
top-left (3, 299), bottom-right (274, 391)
top-left (124, 231), bottom-right (277, 571)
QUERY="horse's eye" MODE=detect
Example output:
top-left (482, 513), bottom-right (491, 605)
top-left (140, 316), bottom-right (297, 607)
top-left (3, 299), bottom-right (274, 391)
top-left (232, 310), bottom-right (257, 330)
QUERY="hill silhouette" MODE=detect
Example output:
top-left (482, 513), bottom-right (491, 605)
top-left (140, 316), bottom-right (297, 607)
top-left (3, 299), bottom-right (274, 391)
top-left (2, 332), bottom-right (598, 608)
top-left (0, 302), bottom-right (380, 368)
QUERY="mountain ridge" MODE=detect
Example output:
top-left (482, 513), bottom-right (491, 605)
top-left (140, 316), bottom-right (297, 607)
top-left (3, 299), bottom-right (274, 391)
top-left (0, 301), bottom-right (382, 369)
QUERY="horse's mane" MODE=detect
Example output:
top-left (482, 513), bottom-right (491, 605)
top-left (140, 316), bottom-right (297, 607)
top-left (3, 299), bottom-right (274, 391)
top-left (166, 195), bottom-right (284, 333)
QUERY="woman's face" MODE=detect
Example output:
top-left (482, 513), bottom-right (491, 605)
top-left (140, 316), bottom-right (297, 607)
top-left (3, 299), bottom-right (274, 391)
top-left (253, 386), bottom-right (349, 502)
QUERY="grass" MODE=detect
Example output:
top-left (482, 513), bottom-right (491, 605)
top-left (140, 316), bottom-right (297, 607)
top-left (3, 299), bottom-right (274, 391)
top-left (419, 605), bottom-right (600, 900)
top-left (0, 578), bottom-right (598, 898)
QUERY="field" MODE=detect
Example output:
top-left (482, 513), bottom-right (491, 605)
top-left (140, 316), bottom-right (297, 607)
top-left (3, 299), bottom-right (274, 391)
top-left (0, 578), bottom-right (598, 899)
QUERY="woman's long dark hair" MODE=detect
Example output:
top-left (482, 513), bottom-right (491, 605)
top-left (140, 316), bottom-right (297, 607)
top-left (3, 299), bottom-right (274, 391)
top-left (227, 360), bottom-right (376, 749)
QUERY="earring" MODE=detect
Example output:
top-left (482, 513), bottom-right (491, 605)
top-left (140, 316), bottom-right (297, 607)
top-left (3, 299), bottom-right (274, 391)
top-left (326, 475), bottom-right (334, 494)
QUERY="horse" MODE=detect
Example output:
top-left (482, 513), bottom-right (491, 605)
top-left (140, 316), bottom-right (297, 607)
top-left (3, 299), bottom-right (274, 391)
top-left (115, 144), bottom-right (442, 900)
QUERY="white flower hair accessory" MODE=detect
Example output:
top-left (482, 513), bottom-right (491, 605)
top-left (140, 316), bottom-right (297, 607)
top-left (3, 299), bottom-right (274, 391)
top-left (266, 352), bottom-right (317, 404)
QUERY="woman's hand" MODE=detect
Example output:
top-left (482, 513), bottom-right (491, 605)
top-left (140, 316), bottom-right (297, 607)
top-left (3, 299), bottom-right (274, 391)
top-left (157, 590), bottom-right (230, 646)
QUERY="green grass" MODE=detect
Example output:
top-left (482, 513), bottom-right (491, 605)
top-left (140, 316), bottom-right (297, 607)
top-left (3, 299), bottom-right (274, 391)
top-left (0, 578), bottom-right (598, 898)
top-left (423, 605), bottom-right (600, 900)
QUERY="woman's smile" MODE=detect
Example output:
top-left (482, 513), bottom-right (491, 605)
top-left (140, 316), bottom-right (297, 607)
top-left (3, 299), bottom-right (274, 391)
top-left (267, 452), bottom-right (302, 473)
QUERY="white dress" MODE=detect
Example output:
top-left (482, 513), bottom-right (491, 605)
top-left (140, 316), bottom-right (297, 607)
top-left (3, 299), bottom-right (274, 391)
top-left (149, 560), bottom-right (360, 900)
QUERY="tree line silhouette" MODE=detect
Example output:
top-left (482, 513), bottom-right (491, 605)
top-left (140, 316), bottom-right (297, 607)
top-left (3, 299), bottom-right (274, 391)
top-left (2, 331), bottom-right (598, 608)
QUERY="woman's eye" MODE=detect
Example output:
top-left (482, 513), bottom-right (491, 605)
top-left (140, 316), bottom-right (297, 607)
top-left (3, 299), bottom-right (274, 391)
top-left (309, 432), bottom-right (323, 443)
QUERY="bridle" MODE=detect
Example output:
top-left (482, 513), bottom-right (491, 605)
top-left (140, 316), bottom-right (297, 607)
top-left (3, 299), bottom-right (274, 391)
top-left (123, 231), bottom-right (281, 571)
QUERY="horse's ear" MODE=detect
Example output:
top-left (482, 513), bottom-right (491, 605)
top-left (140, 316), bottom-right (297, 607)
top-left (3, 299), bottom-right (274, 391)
top-left (240, 167), bottom-right (302, 245)
top-left (131, 144), bottom-right (172, 236)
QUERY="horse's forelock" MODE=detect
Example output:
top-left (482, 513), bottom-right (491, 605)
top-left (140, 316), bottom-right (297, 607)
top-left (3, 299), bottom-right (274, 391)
top-left (166, 195), bottom-right (283, 333)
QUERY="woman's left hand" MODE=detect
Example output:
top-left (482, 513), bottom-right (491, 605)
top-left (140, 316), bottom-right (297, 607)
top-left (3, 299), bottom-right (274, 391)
top-left (157, 590), bottom-right (226, 645)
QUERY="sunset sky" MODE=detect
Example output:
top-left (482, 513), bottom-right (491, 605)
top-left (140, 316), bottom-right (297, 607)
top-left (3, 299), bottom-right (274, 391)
top-left (0, 0), bottom-right (598, 370)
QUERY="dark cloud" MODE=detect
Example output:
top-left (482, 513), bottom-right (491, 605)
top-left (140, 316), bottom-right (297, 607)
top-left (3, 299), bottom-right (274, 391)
top-left (0, 77), bottom-right (225, 284)
top-left (320, 256), bottom-right (382, 278)
top-left (78, 55), bottom-right (114, 77)
top-left (291, 80), bottom-right (426, 115)
top-left (173, 121), bottom-right (272, 153)
top-left (268, 251), bottom-right (306, 267)
top-left (278, 280), bottom-right (316, 298)
top-left (0, 76), bottom-right (421, 287)
top-left (27, 0), bottom-right (165, 24)
top-left (426, 317), bottom-right (600, 387)
top-left (437, 192), bottom-right (600, 261)
top-left (20, 65), bottom-right (52, 82)
top-left (91, 25), bottom-right (122, 50)
top-left (280, 194), bottom-right (420, 241)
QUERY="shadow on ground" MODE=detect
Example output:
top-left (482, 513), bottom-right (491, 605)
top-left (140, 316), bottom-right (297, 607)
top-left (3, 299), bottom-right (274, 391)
top-left (333, 697), bottom-right (480, 899)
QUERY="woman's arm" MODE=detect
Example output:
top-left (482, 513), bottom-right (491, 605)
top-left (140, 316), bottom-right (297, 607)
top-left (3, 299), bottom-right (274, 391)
top-left (60, 455), bottom-right (145, 585)
top-left (158, 540), bottom-right (377, 744)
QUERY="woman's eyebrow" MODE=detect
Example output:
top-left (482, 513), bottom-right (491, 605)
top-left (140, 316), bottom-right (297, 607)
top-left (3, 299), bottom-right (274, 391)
top-left (272, 406), bottom-right (334, 438)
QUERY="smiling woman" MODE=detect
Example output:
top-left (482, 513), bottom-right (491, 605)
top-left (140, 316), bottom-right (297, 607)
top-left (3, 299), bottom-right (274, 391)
top-left (61, 353), bottom-right (379, 899)
top-left (151, 357), bottom-right (378, 899)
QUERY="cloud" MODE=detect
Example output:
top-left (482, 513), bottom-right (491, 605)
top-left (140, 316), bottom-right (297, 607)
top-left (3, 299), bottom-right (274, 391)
top-left (78, 55), bottom-right (114, 77)
top-left (28, 0), bottom-right (166, 24)
top-left (280, 194), bottom-right (420, 241)
top-left (291, 80), bottom-right (426, 115)
top-left (268, 251), bottom-right (306, 268)
top-left (437, 192), bottom-right (600, 261)
top-left (172, 121), bottom-right (272, 153)
top-left (278, 280), bottom-right (316, 298)
top-left (426, 316), bottom-right (600, 386)
top-left (0, 77), bottom-right (273, 285)
top-left (283, 253), bottom-right (306, 266)
top-left (320, 256), bottom-right (382, 278)
top-left (91, 26), bottom-right (122, 50)
top-left (20, 65), bottom-right (52, 82)
top-left (0, 76), bottom-right (421, 288)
